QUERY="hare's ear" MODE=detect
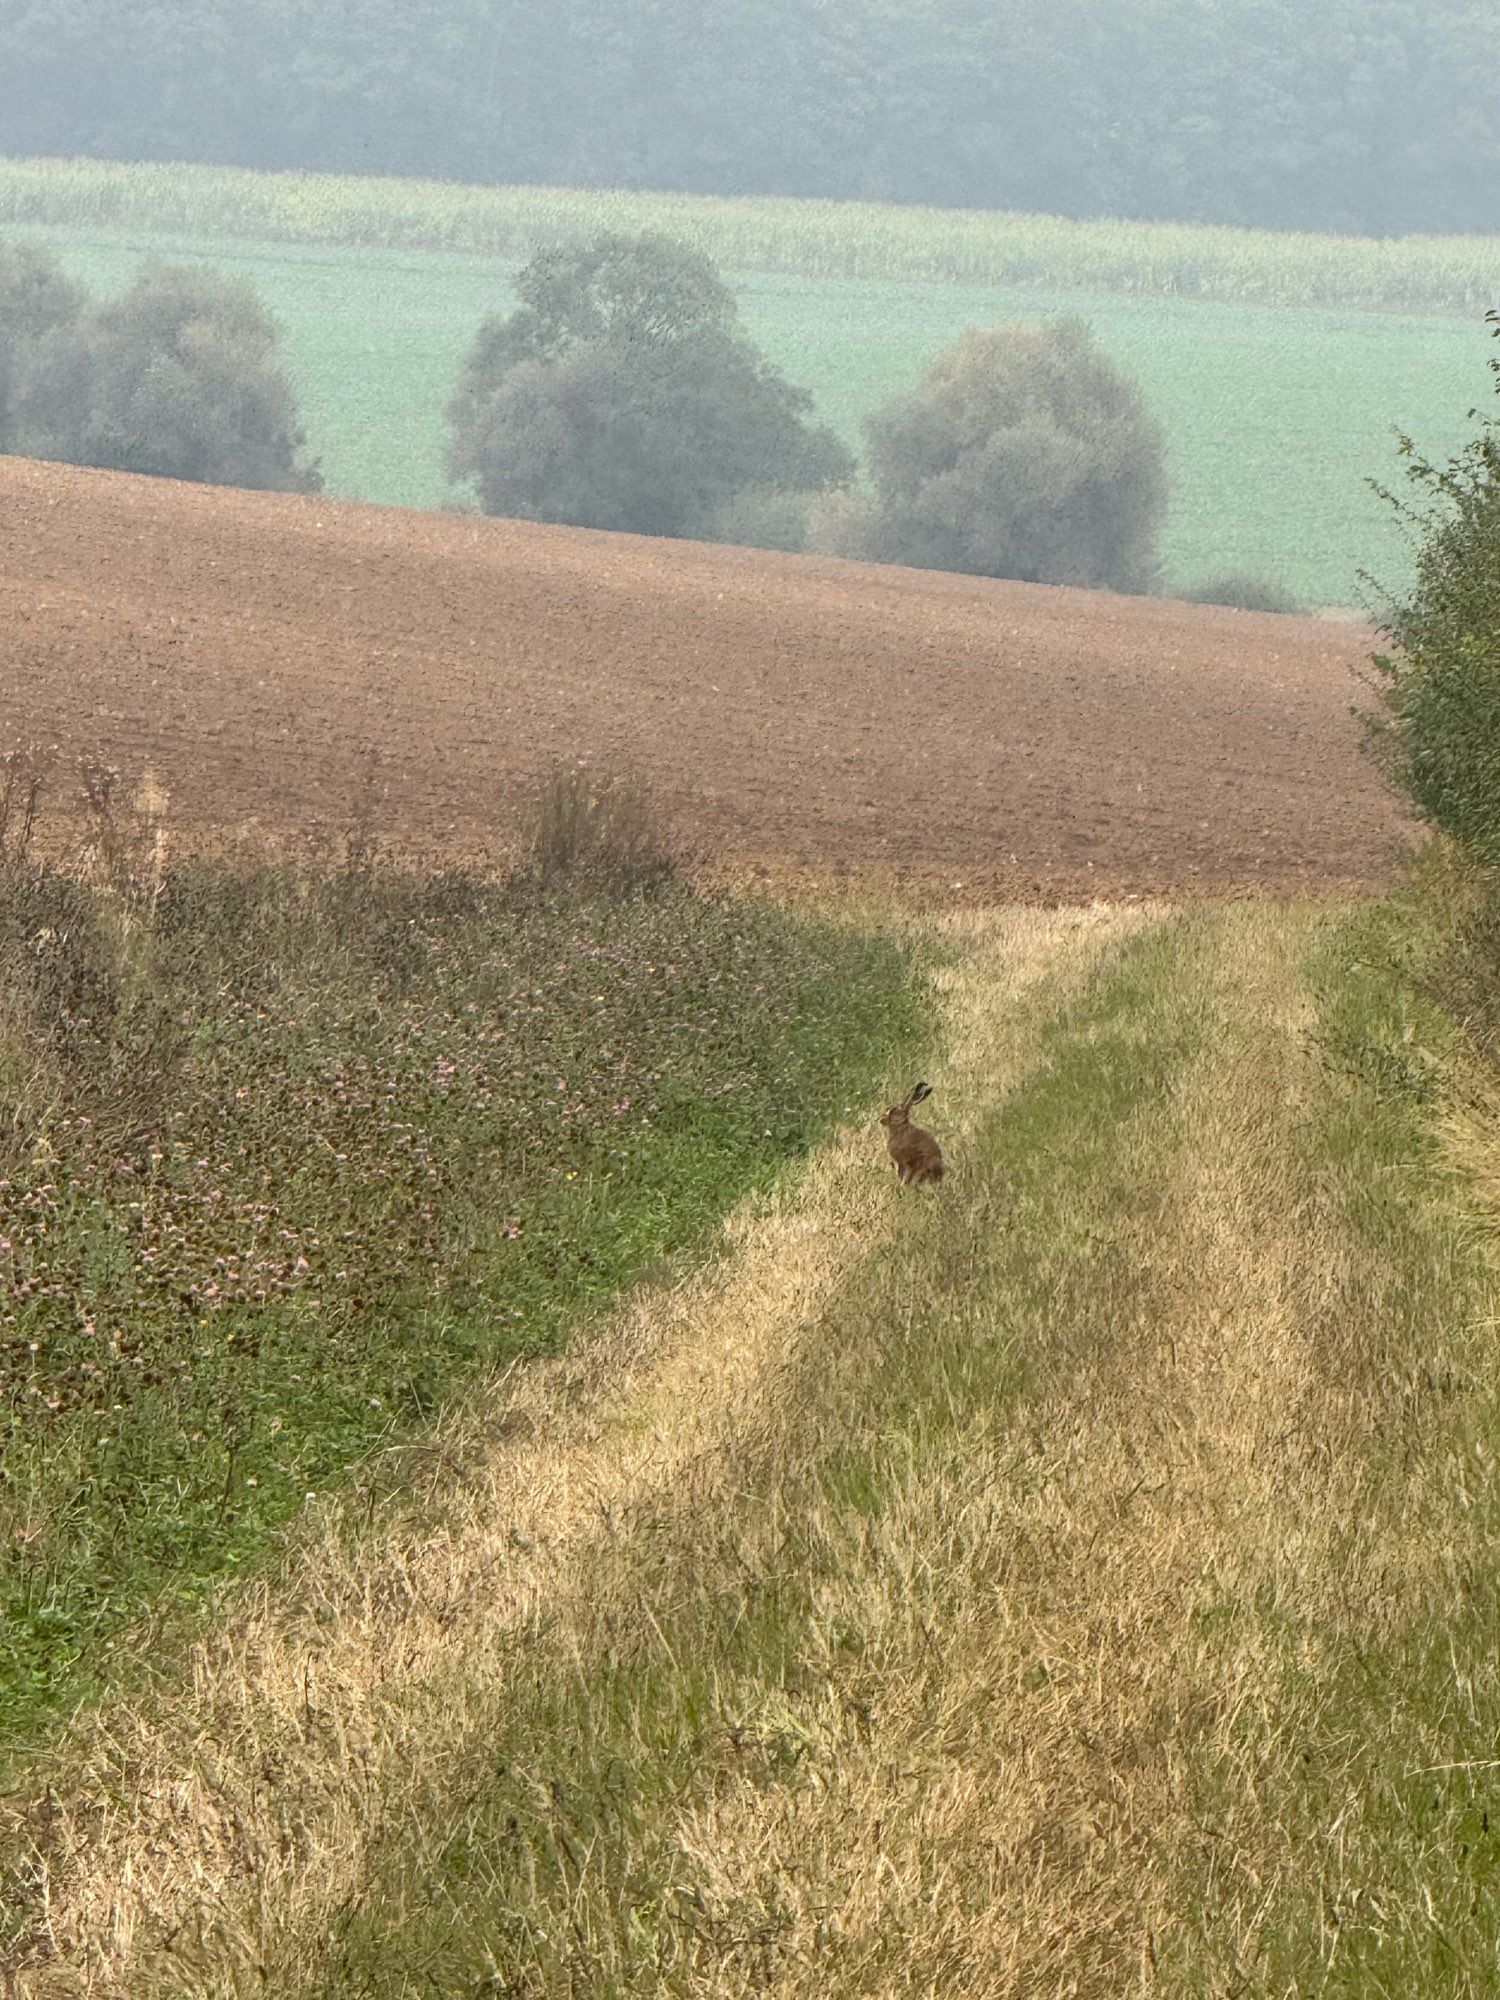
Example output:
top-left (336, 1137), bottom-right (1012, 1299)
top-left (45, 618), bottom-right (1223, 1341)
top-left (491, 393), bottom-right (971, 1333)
top-left (909, 1081), bottom-right (933, 1106)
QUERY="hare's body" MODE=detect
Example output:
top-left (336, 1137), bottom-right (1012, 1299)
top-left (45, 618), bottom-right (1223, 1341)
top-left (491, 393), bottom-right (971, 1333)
top-left (882, 1082), bottom-right (944, 1186)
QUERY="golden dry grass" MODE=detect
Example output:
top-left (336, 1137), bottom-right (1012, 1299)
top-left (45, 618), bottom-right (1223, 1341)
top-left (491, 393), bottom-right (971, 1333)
top-left (3, 905), bottom-right (1135, 1992)
top-left (6, 896), bottom-right (1498, 1997)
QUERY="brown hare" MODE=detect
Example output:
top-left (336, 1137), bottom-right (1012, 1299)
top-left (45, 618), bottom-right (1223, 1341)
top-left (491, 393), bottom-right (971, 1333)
top-left (882, 1082), bottom-right (944, 1186)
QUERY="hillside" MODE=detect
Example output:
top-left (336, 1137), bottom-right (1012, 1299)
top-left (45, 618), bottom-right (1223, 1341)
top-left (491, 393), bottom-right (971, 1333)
top-left (0, 457), bottom-right (1405, 897)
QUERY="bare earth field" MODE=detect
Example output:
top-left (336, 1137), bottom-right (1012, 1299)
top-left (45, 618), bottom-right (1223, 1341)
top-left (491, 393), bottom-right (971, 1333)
top-left (0, 457), bottom-right (1407, 897)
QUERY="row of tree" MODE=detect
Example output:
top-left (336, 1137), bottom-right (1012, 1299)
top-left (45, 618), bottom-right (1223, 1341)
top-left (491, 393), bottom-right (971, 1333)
top-left (0, 248), bottom-right (320, 492)
top-left (5, 0), bottom-right (1497, 237)
top-left (448, 236), bottom-right (1165, 591)
top-left (0, 234), bottom-right (1166, 593)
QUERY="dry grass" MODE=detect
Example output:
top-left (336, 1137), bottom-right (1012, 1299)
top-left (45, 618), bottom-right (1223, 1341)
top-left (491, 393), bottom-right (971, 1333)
top-left (6, 896), bottom-right (1498, 1996)
top-left (516, 762), bottom-right (681, 894)
top-left (3, 904), bottom-right (1130, 1991)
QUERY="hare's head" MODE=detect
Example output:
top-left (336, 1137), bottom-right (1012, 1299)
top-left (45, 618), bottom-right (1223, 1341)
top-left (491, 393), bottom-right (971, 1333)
top-left (881, 1081), bottom-right (933, 1133)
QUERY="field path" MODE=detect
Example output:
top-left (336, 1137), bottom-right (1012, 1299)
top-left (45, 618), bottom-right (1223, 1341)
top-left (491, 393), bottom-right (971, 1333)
top-left (0, 456), bottom-right (1406, 897)
top-left (4, 904), bottom-right (1137, 1991)
top-left (6, 897), bottom-right (1499, 1997)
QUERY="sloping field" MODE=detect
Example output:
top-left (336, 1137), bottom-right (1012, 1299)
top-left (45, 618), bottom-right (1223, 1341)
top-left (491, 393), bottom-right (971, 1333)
top-left (0, 457), bottom-right (1405, 896)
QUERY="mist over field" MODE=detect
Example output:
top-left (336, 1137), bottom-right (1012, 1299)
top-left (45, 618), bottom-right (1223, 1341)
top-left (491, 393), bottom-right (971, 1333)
top-left (3, 3), bottom-right (1497, 600)
top-left (4, 0), bottom-right (1498, 236)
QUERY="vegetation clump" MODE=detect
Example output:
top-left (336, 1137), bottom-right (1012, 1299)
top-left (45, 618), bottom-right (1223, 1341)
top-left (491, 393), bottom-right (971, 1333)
top-left (0, 245), bottom-right (319, 492)
top-left (447, 232), bottom-right (850, 540)
top-left (0, 242), bottom-right (85, 451)
top-left (1181, 572), bottom-right (1305, 615)
top-left (1373, 315), bottom-right (1500, 861)
top-left (814, 319), bottom-right (1166, 593)
top-left (0, 768), bottom-right (928, 1750)
top-left (514, 762), bottom-right (681, 895)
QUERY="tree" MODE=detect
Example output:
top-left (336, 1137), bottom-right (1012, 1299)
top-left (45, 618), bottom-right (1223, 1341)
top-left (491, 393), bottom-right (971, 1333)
top-left (0, 244), bottom-right (86, 451)
top-left (1372, 316), bottom-right (1500, 859)
top-left (447, 233), bottom-right (850, 540)
top-left (15, 261), bottom-right (321, 493)
top-left (2, 0), bottom-right (1497, 236)
top-left (817, 320), bottom-right (1166, 593)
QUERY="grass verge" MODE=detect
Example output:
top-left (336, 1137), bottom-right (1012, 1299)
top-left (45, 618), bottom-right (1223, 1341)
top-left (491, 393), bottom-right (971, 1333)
top-left (0, 852), bottom-right (933, 1764)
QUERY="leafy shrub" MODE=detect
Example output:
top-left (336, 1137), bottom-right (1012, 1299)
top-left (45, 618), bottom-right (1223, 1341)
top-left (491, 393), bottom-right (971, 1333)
top-left (1181, 572), bottom-right (1305, 614)
top-left (1373, 315), bottom-right (1500, 860)
top-left (447, 232), bottom-right (850, 539)
top-left (516, 763), bottom-right (680, 894)
top-left (700, 484), bottom-right (817, 554)
top-left (814, 318), bottom-right (1166, 593)
top-left (3, 251), bottom-right (320, 492)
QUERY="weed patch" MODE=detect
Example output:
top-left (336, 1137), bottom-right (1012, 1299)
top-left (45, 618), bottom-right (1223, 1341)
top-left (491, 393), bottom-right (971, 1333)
top-left (0, 855), bottom-right (930, 1757)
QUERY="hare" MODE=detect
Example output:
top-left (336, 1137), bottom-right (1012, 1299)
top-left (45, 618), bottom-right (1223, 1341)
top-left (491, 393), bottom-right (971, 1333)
top-left (882, 1082), bottom-right (944, 1186)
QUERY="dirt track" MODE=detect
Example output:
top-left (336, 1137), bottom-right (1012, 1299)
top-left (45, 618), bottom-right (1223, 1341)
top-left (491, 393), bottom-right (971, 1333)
top-left (1, 457), bottom-right (1407, 897)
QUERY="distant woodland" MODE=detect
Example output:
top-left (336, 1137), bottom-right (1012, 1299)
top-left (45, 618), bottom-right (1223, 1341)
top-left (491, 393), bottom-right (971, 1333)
top-left (3, 0), bottom-right (1496, 236)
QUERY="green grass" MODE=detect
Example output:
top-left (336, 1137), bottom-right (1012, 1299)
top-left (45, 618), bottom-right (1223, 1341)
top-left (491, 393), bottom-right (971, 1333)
top-left (6, 221), bottom-right (1488, 606)
top-left (9, 889), bottom-right (1500, 1991)
top-left (0, 852), bottom-right (933, 1762)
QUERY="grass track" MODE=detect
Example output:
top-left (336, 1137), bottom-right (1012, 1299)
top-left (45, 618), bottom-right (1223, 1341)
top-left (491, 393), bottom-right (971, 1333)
top-left (8, 894), bottom-right (1500, 1995)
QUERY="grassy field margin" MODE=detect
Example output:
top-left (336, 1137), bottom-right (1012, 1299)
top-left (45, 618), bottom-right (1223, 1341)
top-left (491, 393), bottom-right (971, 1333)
top-left (7, 891), bottom-right (1500, 1994)
top-left (0, 848), bottom-right (932, 1768)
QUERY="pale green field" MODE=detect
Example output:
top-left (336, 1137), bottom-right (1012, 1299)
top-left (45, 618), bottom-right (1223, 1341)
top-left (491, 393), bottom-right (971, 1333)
top-left (11, 222), bottom-right (1485, 606)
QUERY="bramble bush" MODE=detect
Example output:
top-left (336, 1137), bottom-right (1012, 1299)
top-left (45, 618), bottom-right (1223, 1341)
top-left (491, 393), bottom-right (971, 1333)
top-left (1373, 315), bottom-right (1500, 863)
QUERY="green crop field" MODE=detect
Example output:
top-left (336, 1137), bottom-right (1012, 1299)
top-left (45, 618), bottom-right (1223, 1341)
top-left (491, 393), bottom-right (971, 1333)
top-left (4, 206), bottom-right (1489, 605)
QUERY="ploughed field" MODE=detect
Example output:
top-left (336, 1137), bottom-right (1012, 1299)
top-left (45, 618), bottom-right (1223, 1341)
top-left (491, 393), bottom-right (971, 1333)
top-left (1, 457), bottom-right (1405, 897)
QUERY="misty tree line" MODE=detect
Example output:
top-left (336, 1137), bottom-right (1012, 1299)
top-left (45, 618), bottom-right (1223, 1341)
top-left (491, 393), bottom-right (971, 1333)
top-left (4, 0), bottom-right (1497, 238)
top-left (0, 249), bottom-right (321, 492)
top-left (0, 232), bottom-right (1170, 595)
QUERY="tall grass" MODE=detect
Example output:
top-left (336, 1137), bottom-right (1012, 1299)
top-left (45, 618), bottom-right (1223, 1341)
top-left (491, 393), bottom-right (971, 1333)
top-left (2, 154), bottom-right (1496, 313)
top-left (0, 769), bottom-right (932, 1760)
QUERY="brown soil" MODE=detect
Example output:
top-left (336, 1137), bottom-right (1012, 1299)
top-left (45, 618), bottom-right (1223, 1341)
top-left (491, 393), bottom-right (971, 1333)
top-left (0, 456), bottom-right (1408, 898)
